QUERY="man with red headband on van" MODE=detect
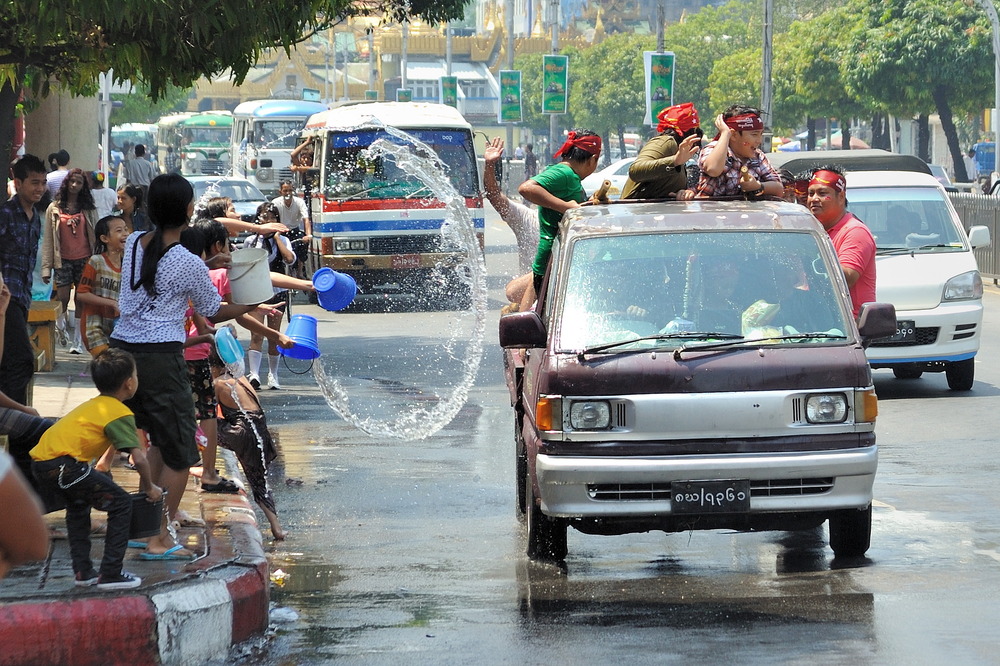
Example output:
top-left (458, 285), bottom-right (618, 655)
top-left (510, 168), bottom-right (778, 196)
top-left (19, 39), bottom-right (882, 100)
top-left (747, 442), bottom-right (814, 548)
top-left (519, 128), bottom-right (602, 302)
top-left (807, 165), bottom-right (876, 318)
top-left (686, 104), bottom-right (783, 199)
top-left (621, 102), bottom-right (703, 200)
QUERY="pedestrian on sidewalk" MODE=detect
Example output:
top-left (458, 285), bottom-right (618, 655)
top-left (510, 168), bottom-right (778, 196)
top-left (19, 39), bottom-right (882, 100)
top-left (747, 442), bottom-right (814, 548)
top-left (42, 168), bottom-right (98, 354)
top-left (29, 348), bottom-right (163, 589)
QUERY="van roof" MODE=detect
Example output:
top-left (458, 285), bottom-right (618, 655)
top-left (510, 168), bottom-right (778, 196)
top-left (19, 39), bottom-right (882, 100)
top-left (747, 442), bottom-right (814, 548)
top-left (562, 199), bottom-right (824, 241)
top-left (767, 149), bottom-right (932, 176)
top-left (844, 170), bottom-right (943, 189)
top-left (303, 102), bottom-right (472, 132)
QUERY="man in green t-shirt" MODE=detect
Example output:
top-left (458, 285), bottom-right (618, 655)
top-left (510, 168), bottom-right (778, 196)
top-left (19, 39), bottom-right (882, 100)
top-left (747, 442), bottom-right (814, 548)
top-left (518, 129), bottom-right (602, 303)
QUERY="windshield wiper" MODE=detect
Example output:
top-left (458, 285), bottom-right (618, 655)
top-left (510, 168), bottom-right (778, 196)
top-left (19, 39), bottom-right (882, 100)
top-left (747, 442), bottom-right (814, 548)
top-left (338, 184), bottom-right (397, 202)
top-left (405, 185), bottom-right (432, 199)
top-left (673, 332), bottom-right (848, 359)
top-left (876, 247), bottom-right (915, 255)
top-left (578, 332), bottom-right (743, 358)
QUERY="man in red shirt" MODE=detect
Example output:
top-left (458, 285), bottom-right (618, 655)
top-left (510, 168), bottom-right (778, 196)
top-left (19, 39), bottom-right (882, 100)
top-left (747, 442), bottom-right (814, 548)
top-left (807, 166), bottom-right (876, 318)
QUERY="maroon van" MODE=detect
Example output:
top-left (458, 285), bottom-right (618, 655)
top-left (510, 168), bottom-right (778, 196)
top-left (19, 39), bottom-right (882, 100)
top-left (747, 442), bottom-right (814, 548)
top-left (500, 199), bottom-right (895, 562)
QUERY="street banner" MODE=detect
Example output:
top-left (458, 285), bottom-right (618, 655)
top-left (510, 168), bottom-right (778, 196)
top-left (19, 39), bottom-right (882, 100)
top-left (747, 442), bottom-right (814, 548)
top-left (498, 70), bottom-right (522, 123)
top-left (365, 90), bottom-right (379, 101)
top-left (396, 88), bottom-right (412, 102)
top-left (542, 55), bottom-right (568, 115)
top-left (440, 76), bottom-right (458, 107)
top-left (643, 51), bottom-right (675, 125)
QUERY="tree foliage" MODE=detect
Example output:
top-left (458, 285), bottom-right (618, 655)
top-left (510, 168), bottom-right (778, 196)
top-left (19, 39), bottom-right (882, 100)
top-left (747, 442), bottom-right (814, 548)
top-left (110, 84), bottom-right (190, 126)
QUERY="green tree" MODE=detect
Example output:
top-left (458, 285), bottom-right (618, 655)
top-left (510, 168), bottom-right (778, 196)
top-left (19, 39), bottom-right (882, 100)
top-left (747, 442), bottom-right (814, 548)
top-left (110, 84), bottom-right (190, 126)
top-left (0, 0), bottom-right (470, 161)
top-left (841, 0), bottom-right (993, 179)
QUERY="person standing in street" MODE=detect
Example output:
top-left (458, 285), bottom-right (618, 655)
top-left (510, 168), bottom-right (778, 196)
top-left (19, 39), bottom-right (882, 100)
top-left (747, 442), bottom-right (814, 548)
top-left (0, 155), bottom-right (47, 406)
top-left (806, 165), bottom-right (876, 318)
top-left (523, 143), bottom-right (538, 180)
top-left (271, 180), bottom-right (312, 277)
top-left (45, 149), bottom-right (71, 199)
top-left (122, 144), bottom-right (158, 213)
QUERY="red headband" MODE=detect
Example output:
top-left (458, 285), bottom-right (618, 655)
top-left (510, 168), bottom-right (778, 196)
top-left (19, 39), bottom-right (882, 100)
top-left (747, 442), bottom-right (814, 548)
top-left (554, 131), bottom-right (602, 159)
top-left (657, 102), bottom-right (700, 135)
top-left (793, 179), bottom-right (810, 196)
top-left (810, 169), bottom-right (846, 193)
top-left (724, 113), bottom-right (763, 132)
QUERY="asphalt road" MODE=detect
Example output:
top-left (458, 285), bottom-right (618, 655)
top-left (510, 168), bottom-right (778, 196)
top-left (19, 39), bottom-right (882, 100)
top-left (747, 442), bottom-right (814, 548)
top-left (230, 211), bottom-right (1000, 665)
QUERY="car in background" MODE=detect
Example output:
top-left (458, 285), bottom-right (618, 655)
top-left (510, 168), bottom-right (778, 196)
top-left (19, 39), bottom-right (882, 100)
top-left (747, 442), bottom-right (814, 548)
top-left (769, 149), bottom-right (990, 391)
top-left (186, 175), bottom-right (269, 220)
top-left (928, 164), bottom-right (958, 192)
top-left (581, 157), bottom-right (635, 200)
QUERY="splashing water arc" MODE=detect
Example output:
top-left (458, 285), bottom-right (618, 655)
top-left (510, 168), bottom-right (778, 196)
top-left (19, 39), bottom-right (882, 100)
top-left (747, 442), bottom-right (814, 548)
top-left (313, 124), bottom-right (488, 440)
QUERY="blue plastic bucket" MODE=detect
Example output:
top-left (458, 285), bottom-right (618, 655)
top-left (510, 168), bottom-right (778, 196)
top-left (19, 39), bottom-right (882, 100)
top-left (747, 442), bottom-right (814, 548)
top-left (215, 327), bottom-right (244, 365)
top-left (279, 314), bottom-right (321, 360)
top-left (313, 267), bottom-right (357, 311)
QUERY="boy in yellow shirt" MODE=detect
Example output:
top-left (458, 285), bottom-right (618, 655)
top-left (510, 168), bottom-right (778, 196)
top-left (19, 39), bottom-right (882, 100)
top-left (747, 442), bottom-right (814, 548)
top-left (30, 348), bottom-right (162, 589)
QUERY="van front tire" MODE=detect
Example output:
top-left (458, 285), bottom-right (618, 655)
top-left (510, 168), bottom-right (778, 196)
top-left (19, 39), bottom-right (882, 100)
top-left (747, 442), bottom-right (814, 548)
top-left (828, 505), bottom-right (872, 558)
top-left (525, 470), bottom-right (568, 562)
top-left (945, 358), bottom-right (975, 391)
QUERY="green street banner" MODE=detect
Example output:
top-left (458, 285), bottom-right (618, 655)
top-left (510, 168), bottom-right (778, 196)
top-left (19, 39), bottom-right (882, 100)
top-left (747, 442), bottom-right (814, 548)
top-left (396, 88), bottom-right (412, 102)
top-left (498, 70), bottom-right (522, 123)
top-left (542, 55), bottom-right (568, 115)
top-left (643, 51), bottom-right (675, 125)
top-left (440, 76), bottom-right (458, 108)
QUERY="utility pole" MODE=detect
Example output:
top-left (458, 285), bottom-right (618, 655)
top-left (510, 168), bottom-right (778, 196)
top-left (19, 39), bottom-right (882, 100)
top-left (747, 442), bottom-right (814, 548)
top-left (506, 0), bottom-right (515, 187)
top-left (657, 0), bottom-right (664, 52)
top-left (369, 29), bottom-right (377, 96)
top-left (549, 0), bottom-right (559, 160)
top-left (974, 0), bottom-right (1000, 184)
top-left (761, 0), bottom-right (773, 151)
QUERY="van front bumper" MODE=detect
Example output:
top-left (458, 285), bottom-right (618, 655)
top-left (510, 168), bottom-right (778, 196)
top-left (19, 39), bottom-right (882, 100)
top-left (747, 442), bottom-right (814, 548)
top-left (865, 300), bottom-right (981, 365)
top-left (534, 447), bottom-right (877, 518)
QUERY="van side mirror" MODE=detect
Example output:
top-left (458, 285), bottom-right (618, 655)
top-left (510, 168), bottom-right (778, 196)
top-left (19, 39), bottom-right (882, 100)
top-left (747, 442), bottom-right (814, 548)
top-left (499, 311), bottom-right (547, 348)
top-left (968, 225), bottom-right (991, 249)
top-left (857, 302), bottom-right (896, 347)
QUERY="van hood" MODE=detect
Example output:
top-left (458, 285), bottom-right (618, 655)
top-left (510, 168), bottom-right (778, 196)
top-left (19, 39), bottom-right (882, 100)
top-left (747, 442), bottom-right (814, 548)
top-left (875, 252), bottom-right (976, 310)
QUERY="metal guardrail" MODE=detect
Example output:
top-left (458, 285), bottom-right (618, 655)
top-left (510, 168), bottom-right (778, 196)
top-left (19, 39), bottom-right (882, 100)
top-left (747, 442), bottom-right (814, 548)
top-left (949, 192), bottom-right (1000, 281)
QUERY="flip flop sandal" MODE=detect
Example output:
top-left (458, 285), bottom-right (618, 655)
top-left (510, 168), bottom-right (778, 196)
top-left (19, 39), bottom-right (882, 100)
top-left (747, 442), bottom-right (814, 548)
top-left (201, 477), bottom-right (240, 493)
top-left (138, 544), bottom-right (194, 561)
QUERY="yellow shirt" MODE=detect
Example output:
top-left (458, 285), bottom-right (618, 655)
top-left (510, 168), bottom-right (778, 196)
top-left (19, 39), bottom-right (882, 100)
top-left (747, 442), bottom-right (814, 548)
top-left (30, 395), bottom-right (139, 463)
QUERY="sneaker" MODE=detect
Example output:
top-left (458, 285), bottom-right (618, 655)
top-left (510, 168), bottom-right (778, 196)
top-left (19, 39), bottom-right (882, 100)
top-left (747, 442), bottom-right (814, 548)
top-left (69, 344), bottom-right (84, 355)
top-left (96, 571), bottom-right (142, 590)
top-left (267, 373), bottom-right (281, 390)
top-left (74, 570), bottom-right (100, 587)
top-left (248, 373), bottom-right (260, 390)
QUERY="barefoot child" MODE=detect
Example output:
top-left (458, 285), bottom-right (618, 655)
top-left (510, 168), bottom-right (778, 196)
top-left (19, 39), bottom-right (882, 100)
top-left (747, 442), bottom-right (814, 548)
top-left (29, 349), bottom-right (163, 589)
top-left (209, 348), bottom-right (286, 540)
top-left (77, 216), bottom-right (128, 358)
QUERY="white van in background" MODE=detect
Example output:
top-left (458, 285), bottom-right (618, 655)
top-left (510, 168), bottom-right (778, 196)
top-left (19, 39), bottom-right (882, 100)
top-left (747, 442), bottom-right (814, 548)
top-left (770, 150), bottom-right (991, 391)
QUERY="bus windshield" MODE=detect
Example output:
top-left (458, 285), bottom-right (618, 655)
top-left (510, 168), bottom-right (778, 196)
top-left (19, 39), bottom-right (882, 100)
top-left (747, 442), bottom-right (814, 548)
top-left (323, 128), bottom-right (478, 200)
top-left (183, 127), bottom-right (230, 148)
top-left (252, 120), bottom-right (305, 149)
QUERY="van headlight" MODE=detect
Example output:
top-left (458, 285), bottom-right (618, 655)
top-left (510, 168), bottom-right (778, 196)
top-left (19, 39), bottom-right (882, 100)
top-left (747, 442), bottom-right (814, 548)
top-left (943, 271), bottom-right (983, 301)
top-left (569, 400), bottom-right (611, 430)
top-left (805, 394), bottom-right (848, 423)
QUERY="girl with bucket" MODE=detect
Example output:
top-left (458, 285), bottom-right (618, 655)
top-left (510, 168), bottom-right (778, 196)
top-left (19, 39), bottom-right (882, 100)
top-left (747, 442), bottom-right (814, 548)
top-left (109, 174), bottom-right (263, 560)
top-left (180, 218), bottom-right (294, 493)
top-left (241, 202), bottom-right (297, 390)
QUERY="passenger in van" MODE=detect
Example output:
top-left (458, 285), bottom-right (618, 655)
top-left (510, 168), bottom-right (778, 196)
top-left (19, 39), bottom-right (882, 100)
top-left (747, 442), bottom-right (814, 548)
top-left (620, 102), bottom-right (702, 200)
top-left (684, 105), bottom-right (783, 199)
top-left (806, 166), bottom-right (876, 318)
top-left (518, 129), bottom-right (602, 299)
top-left (692, 256), bottom-right (745, 333)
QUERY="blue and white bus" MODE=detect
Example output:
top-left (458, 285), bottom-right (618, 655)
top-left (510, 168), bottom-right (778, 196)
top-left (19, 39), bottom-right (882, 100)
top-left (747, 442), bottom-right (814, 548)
top-left (231, 99), bottom-right (329, 196)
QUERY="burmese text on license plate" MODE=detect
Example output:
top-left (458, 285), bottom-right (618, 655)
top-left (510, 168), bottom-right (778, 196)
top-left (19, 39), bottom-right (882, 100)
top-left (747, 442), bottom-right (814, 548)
top-left (671, 479), bottom-right (750, 514)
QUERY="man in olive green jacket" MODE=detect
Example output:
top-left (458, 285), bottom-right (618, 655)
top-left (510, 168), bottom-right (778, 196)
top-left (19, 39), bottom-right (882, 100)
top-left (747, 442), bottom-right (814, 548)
top-left (621, 102), bottom-right (702, 200)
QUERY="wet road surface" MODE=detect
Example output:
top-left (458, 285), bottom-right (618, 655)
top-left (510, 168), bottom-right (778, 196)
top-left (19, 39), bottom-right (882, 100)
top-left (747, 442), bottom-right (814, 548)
top-left (229, 215), bottom-right (1000, 665)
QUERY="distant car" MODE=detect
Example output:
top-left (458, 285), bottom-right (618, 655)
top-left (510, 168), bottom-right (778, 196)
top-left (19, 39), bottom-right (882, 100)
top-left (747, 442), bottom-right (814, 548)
top-left (186, 175), bottom-right (268, 220)
top-left (928, 164), bottom-right (958, 192)
top-left (581, 157), bottom-right (635, 200)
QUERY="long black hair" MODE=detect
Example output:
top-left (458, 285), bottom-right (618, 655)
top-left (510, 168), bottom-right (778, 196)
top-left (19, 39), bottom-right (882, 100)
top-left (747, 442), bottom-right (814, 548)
top-left (135, 174), bottom-right (192, 296)
top-left (56, 168), bottom-right (95, 211)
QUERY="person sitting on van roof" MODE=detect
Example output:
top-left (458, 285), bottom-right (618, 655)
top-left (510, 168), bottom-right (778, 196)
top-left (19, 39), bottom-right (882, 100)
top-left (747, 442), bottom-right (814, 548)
top-left (806, 166), bottom-right (876, 318)
top-left (518, 129), bottom-right (601, 298)
top-left (685, 105), bottom-right (783, 200)
top-left (621, 103), bottom-right (703, 201)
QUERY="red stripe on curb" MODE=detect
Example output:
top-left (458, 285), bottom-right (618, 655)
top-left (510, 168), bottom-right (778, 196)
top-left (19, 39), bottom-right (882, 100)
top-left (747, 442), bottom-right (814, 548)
top-left (226, 561), bottom-right (270, 644)
top-left (0, 596), bottom-right (157, 666)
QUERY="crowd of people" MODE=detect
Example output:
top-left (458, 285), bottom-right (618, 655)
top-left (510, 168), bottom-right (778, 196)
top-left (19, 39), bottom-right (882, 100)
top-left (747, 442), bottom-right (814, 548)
top-left (0, 146), bottom-right (309, 585)
top-left (494, 101), bottom-right (876, 320)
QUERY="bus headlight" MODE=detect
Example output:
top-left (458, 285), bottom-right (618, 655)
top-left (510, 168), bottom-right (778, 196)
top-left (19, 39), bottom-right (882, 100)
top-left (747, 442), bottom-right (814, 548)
top-left (569, 400), bottom-right (611, 430)
top-left (805, 393), bottom-right (848, 423)
top-left (256, 168), bottom-right (273, 182)
top-left (335, 240), bottom-right (368, 252)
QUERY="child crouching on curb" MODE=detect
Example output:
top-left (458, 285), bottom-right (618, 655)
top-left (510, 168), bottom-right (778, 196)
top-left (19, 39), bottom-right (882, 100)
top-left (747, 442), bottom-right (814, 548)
top-left (30, 348), bottom-right (163, 589)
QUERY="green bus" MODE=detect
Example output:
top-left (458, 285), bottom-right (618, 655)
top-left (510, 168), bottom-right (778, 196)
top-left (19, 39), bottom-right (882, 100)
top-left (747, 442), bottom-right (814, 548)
top-left (158, 111), bottom-right (233, 176)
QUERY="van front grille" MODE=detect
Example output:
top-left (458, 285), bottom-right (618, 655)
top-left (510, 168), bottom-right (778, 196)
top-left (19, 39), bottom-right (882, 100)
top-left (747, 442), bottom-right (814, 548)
top-left (587, 477), bottom-right (834, 501)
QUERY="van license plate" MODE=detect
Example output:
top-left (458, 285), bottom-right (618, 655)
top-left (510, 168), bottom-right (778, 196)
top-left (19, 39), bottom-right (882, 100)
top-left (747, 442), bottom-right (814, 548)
top-left (391, 254), bottom-right (420, 269)
top-left (671, 480), bottom-right (750, 514)
top-left (888, 320), bottom-right (916, 343)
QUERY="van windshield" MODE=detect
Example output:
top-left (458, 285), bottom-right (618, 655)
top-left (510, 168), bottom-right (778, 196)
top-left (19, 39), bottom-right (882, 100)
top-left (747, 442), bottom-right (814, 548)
top-left (323, 128), bottom-right (478, 200)
top-left (556, 231), bottom-right (850, 351)
top-left (847, 187), bottom-right (966, 252)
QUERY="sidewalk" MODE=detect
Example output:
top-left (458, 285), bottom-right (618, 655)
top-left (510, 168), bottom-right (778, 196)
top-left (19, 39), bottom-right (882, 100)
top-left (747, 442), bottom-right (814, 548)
top-left (0, 342), bottom-right (270, 666)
